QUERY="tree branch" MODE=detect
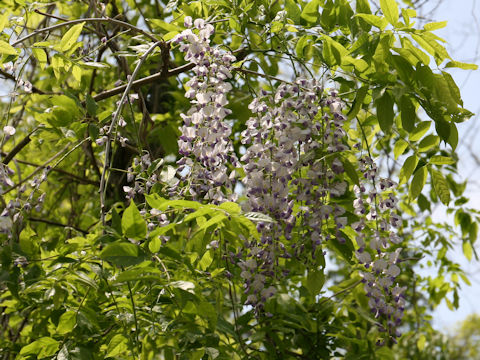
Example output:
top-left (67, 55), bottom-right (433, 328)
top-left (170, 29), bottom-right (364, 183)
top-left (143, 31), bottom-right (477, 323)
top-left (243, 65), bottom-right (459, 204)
top-left (0, 68), bottom-right (47, 95)
top-left (2, 127), bottom-right (43, 165)
top-left (92, 62), bottom-right (195, 102)
top-left (91, 48), bottom-right (249, 102)
top-left (28, 216), bottom-right (88, 234)
top-left (0, 152), bottom-right (98, 185)
top-left (12, 16), bottom-right (161, 46)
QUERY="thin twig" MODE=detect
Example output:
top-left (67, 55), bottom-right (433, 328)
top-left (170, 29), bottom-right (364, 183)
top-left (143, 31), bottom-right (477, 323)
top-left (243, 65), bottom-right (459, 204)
top-left (0, 68), bottom-right (46, 95)
top-left (99, 41), bottom-right (161, 227)
top-left (318, 279), bottom-right (362, 307)
top-left (153, 255), bottom-right (171, 281)
top-left (28, 216), bottom-right (88, 234)
top-left (33, 8), bottom-right (103, 36)
top-left (0, 152), bottom-right (98, 185)
top-left (2, 143), bottom-right (70, 194)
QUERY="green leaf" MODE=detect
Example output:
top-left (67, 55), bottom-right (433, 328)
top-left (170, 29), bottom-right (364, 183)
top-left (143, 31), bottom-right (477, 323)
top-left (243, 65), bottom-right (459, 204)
top-left (448, 122), bottom-right (458, 150)
top-left (341, 157), bottom-right (359, 185)
top-left (353, 14), bottom-right (388, 30)
top-left (376, 90), bottom-right (394, 133)
top-left (198, 250), bottom-right (214, 271)
top-left (463, 241), bottom-right (473, 261)
top-left (106, 334), bottom-right (129, 358)
top-left (424, 21), bottom-right (448, 31)
top-left (417, 193), bottom-right (431, 212)
top-left (398, 37), bottom-right (430, 65)
top-left (409, 121), bottom-right (431, 142)
top-left (122, 201), bottom-right (147, 240)
top-left (393, 139), bottom-right (408, 160)
top-left (417, 334), bottom-right (427, 351)
top-left (85, 94), bottom-right (98, 116)
top-left (0, 40), bottom-right (17, 55)
top-left (149, 237), bottom-right (162, 253)
top-left (412, 33), bottom-right (450, 65)
top-left (301, 0), bottom-right (320, 23)
top-left (400, 95), bottom-right (416, 132)
top-left (20, 337), bottom-right (59, 358)
top-left (435, 118), bottom-right (451, 144)
top-left (0, 12), bottom-right (9, 33)
top-left (399, 154), bottom-right (419, 185)
top-left (322, 35), bottom-right (348, 66)
top-left (433, 74), bottom-right (459, 112)
top-left (401, 8), bottom-right (415, 27)
top-left (380, 0), bottom-right (399, 25)
top-left (59, 22), bottom-right (85, 52)
top-left (285, 0), bottom-right (301, 22)
top-left (57, 311), bottom-right (76, 334)
top-left (169, 280), bottom-right (195, 293)
top-left (418, 135), bottom-right (439, 152)
top-left (199, 213), bottom-right (227, 231)
top-left (219, 202), bottom-right (241, 214)
top-left (347, 86), bottom-right (368, 120)
top-left (430, 168), bottom-right (450, 205)
top-left (410, 166), bottom-right (427, 200)
top-left (442, 71), bottom-right (462, 106)
top-left (445, 61), bottom-right (478, 70)
top-left (99, 242), bottom-right (144, 266)
top-left (306, 269), bottom-right (325, 295)
top-left (145, 194), bottom-right (201, 211)
top-left (32, 48), bottom-right (47, 69)
top-left (148, 19), bottom-right (181, 32)
top-left (430, 156), bottom-right (455, 165)
top-left (295, 35), bottom-right (311, 58)
top-left (114, 267), bottom-right (161, 283)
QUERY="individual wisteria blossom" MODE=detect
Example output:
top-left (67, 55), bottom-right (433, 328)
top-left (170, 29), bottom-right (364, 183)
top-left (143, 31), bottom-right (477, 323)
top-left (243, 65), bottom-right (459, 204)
top-left (3, 125), bottom-right (15, 137)
top-left (172, 18), bottom-right (239, 204)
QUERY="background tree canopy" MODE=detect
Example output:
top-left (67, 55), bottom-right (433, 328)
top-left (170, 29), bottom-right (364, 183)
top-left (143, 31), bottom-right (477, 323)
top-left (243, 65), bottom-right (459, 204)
top-left (0, 0), bottom-right (478, 359)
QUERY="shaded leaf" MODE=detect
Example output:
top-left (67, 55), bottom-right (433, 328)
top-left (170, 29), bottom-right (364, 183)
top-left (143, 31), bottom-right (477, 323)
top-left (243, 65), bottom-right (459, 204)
top-left (0, 40), bottom-right (17, 55)
top-left (20, 337), bottom-right (59, 358)
top-left (410, 166), bottom-right (427, 200)
top-left (59, 22), bottom-right (85, 52)
top-left (122, 201), bottom-right (147, 240)
top-left (106, 334), bottom-right (129, 358)
top-left (430, 168), bottom-right (450, 205)
top-left (376, 90), bottom-right (394, 133)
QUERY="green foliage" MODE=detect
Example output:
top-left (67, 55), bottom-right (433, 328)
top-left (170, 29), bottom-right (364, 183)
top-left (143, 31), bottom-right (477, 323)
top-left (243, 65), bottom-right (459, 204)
top-left (0, 0), bottom-right (478, 359)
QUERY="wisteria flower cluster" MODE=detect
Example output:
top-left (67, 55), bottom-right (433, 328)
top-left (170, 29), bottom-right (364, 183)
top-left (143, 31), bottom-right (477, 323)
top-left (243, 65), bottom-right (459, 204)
top-left (171, 17), bottom-right (239, 204)
top-left (353, 157), bottom-right (406, 341)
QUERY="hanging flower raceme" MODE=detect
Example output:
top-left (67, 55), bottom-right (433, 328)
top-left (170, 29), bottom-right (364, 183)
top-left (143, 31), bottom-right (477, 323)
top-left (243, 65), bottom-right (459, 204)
top-left (173, 17), bottom-right (239, 204)
top-left (292, 90), bottom-right (351, 261)
top-left (238, 79), bottom-right (358, 310)
top-left (353, 156), bottom-right (405, 342)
